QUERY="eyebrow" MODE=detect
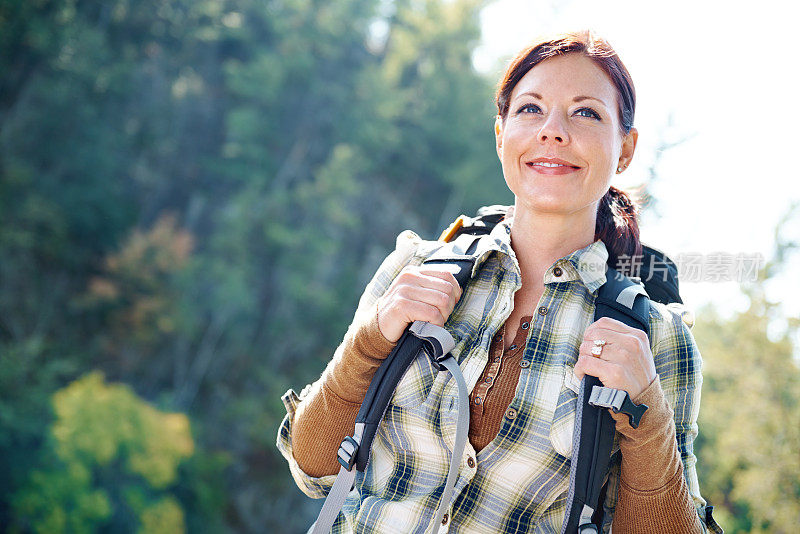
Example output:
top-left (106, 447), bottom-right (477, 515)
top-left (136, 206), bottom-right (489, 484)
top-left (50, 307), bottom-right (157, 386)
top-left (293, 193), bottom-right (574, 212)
top-left (573, 95), bottom-right (608, 107)
top-left (516, 91), bottom-right (608, 107)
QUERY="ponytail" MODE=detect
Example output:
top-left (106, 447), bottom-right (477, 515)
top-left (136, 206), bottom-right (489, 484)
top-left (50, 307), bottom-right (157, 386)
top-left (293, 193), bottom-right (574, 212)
top-left (594, 186), bottom-right (643, 278)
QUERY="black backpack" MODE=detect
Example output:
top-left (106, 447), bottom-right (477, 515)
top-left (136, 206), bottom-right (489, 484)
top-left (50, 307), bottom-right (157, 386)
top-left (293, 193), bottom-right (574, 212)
top-left (309, 205), bottom-right (698, 534)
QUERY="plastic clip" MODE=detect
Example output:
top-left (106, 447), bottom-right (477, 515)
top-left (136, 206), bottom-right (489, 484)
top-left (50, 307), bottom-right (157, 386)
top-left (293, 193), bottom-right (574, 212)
top-left (588, 386), bottom-right (648, 429)
top-left (337, 435), bottom-right (360, 471)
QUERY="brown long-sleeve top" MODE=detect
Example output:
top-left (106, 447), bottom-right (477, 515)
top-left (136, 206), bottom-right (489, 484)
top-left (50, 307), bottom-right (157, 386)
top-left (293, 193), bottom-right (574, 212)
top-left (290, 306), bottom-right (703, 532)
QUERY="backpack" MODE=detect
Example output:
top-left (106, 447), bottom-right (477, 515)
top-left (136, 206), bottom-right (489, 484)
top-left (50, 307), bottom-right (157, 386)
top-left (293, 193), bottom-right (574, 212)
top-left (310, 205), bottom-right (694, 534)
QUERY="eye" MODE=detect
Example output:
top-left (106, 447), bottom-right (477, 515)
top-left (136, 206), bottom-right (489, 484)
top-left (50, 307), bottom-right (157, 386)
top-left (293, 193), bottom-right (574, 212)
top-left (574, 107), bottom-right (601, 120)
top-left (516, 103), bottom-right (542, 115)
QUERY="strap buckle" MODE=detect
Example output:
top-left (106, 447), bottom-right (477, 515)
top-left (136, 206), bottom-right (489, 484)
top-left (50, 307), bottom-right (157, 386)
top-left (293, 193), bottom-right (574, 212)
top-left (588, 386), bottom-right (648, 429)
top-left (337, 435), bottom-right (360, 471)
top-left (408, 321), bottom-right (456, 371)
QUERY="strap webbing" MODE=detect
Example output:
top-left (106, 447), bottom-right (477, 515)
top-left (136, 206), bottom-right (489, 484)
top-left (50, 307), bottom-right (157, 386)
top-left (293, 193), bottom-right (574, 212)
top-left (309, 464), bottom-right (357, 534)
top-left (427, 355), bottom-right (470, 533)
top-left (560, 267), bottom-right (652, 534)
top-left (311, 327), bottom-right (470, 533)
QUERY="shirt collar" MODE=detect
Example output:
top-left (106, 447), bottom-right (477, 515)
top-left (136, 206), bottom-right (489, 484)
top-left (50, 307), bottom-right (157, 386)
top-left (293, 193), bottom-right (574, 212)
top-left (486, 205), bottom-right (609, 293)
top-left (547, 239), bottom-right (609, 293)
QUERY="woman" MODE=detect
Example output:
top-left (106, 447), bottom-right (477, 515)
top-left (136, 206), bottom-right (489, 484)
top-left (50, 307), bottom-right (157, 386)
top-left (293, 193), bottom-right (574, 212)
top-left (278, 31), bottom-right (719, 533)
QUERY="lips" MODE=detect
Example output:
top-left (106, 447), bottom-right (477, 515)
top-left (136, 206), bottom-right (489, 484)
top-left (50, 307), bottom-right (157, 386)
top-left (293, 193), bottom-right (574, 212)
top-left (526, 157), bottom-right (581, 175)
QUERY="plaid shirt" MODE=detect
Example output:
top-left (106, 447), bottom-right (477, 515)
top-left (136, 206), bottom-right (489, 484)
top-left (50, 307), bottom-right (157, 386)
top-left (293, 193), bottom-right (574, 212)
top-left (278, 215), bottom-right (712, 533)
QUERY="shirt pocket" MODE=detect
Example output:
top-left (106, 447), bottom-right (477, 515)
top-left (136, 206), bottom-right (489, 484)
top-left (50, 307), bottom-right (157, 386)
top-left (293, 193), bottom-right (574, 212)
top-left (549, 365), bottom-right (580, 458)
top-left (389, 351), bottom-right (439, 410)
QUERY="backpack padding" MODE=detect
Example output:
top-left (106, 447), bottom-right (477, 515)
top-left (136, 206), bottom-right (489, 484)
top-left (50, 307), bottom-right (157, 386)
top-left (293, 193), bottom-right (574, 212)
top-left (353, 258), bottom-right (474, 471)
top-left (639, 244), bottom-right (682, 305)
top-left (561, 267), bottom-right (651, 534)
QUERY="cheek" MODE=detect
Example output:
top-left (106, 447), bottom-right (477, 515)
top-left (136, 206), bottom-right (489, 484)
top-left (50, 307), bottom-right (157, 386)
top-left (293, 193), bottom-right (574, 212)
top-left (500, 125), bottom-right (532, 165)
top-left (583, 133), bottom-right (620, 173)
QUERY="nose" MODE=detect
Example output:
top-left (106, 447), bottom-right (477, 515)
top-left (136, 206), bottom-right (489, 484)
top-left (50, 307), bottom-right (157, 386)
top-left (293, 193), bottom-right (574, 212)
top-left (537, 113), bottom-right (569, 145)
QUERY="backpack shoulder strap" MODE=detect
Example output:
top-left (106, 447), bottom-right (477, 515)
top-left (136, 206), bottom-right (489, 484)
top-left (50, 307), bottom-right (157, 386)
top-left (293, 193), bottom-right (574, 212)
top-left (561, 267), bottom-right (652, 534)
top-left (596, 267), bottom-right (651, 336)
top-left (310, 232), bottom-right (490, 534)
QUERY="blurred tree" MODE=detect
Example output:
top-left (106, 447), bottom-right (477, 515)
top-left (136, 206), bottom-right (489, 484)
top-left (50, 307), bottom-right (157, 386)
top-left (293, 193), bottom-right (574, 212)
top-left (10, 372), bottom-right (193, 533)
top-left (692, 205), bottom-right (800, 533)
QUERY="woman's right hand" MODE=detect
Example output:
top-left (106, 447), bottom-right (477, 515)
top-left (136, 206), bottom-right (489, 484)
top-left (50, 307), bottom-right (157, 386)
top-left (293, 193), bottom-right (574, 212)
top-left (376, 266), bottom-right (463, 343)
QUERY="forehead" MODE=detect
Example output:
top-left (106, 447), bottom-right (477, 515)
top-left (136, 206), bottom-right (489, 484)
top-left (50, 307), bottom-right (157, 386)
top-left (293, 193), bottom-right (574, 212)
top-left (510, 53), bottom-right (618, 106)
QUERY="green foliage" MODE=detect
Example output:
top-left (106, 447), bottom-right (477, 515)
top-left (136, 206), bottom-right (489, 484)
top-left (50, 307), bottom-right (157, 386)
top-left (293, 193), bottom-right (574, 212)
top-left (11, 372), bottom-right (194, 533)
top-left (692, 255), bottom-right (800, 532)
top-left (6, 0), bottom-right (796, 532)
top-left (10, 462), bottom-right (112, 534)
top-left (1, 0), bottom-right (506, 529)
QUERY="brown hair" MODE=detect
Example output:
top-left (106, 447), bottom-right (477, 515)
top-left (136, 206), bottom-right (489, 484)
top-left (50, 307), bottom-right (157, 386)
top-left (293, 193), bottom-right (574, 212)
top-left (496, 30), bottom-right (642, 276)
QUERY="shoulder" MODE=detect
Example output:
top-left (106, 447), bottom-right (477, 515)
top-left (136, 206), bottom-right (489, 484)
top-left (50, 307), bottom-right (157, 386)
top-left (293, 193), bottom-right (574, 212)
top-left (353, 230), bottom-right (444, 314)
top-left (373, 230), bottom-right (444, 279)
top-left (647, 300), bottom-right (696, 345)
top-left (647, 300), bottom-right (703, 391)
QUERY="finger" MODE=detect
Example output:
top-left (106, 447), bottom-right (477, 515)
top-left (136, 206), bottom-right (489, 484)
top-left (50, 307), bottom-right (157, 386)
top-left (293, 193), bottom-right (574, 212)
top-left (396, 285), bottom-right (456, 320)
top-left (578, 338), bottom-right (630, 365)
top-left (579, 339), bottom-right (609, 361)
top-left (586, 318), bottom-right (649, 346)
top-left (583, 328), bottom-right (648, 362)
top-left (400, 298), bottom-right (448, 326)
top-left (397, 269), bottom-right (459, 301)
top-left (584, 318), bottom-right (636, 342)
top-left (416, 269), bottom-right (463, 301)
top-left (573, 353), bottom-right (625, 388)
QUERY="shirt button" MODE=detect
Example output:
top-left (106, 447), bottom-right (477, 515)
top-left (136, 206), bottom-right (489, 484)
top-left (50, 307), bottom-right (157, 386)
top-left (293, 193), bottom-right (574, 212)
top-left (467, 457), bottom-right (475, 468)
top-left (494, 357), bottom-right (501, 363)
top-left (505, 408), bottom-right (517, 420)
top-left (505, 225), bottom-right (511, 234)
top-left (509, 344), bottom-right (517, 350)
top-left (553, 266), bottom-right (563, 277)
top-left (474, 396), bottom-right (482, 405)
top-left (538, 306), bottom-right (548, 316)
top-left (521, 321), bottom-right (530, 330)
top-left (520, 360), bottom-right (530, 369)
top-left (442, 512), bottom-right (450, 525)
top-left (485, 376), bottom-right (493, 384)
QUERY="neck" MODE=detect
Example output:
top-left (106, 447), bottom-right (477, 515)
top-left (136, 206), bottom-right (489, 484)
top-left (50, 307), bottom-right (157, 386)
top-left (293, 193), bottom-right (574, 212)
top-left (508, 200), bottom-right (598, 283)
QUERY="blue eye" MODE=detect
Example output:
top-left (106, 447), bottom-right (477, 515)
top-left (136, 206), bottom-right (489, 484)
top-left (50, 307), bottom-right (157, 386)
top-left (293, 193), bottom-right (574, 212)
top-left (575, 107), bottom-right (601, 120)
top-left (516, 103), bottom-right (542, 114)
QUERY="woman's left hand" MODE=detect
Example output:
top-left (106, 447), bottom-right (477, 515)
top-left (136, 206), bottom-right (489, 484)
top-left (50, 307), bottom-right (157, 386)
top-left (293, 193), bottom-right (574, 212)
top-left (573, 317), bottom-right (657, 400)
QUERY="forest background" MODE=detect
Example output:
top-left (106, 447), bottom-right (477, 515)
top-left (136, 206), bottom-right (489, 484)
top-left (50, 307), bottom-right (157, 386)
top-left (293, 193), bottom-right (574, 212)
top-left (1, 0), bottom-right (797, 532)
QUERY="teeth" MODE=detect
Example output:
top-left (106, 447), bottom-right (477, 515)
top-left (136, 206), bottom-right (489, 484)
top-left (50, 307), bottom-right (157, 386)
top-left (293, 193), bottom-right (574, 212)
top-left (533, 162), bottom-right (569, 167)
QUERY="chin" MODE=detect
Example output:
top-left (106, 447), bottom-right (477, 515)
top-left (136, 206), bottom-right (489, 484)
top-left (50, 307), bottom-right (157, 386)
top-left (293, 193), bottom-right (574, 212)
top-left (515, 195), bottom-right (577, 214)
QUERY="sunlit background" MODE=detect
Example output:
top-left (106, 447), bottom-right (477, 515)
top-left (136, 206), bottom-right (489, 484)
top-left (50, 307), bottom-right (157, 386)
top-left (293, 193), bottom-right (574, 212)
top-left (1, 1), bottom-right (797, 532)
top-left (476, 0), bottom-right (800, 328)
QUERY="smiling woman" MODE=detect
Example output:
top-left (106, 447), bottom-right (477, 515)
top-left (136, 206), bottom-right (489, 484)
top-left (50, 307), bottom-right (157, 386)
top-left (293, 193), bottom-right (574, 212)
top-left (278, 30), bottom-right (721, 533)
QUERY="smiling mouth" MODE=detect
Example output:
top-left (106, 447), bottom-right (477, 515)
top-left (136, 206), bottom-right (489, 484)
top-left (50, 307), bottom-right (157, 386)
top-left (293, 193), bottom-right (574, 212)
top-left (526, 159), bottom-right (580, 170)
top-left (526, 159), bottom-right (581, 174)
top-left (527, 162), bottom-right (579, 168)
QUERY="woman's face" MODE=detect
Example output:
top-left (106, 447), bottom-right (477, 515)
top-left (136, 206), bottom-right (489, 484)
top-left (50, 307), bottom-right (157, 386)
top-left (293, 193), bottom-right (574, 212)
top-left (495, 53), bottom-right (637, 218)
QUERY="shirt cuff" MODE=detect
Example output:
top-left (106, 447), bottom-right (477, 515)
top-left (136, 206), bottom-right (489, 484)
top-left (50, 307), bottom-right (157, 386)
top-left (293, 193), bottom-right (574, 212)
top-left (608, 375), bottom-right (680, 491)
top-left (324, 301), bottom-right (397, 403)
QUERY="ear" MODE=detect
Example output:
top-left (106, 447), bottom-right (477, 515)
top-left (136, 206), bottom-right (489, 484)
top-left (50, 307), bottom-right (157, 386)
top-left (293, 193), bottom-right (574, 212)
top-left (494, 116), bottom-right (504, 161)
top-left (618, 127), bottom-right (638, 170)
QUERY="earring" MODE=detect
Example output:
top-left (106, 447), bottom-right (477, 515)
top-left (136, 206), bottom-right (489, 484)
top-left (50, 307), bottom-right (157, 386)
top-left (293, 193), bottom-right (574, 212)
top-left (617, 164), bottom-right (625, 173)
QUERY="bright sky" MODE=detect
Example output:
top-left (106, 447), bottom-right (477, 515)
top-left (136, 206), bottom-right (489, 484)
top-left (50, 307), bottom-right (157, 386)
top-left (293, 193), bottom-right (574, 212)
top-left (475, 0), bottom-right (800, 338)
